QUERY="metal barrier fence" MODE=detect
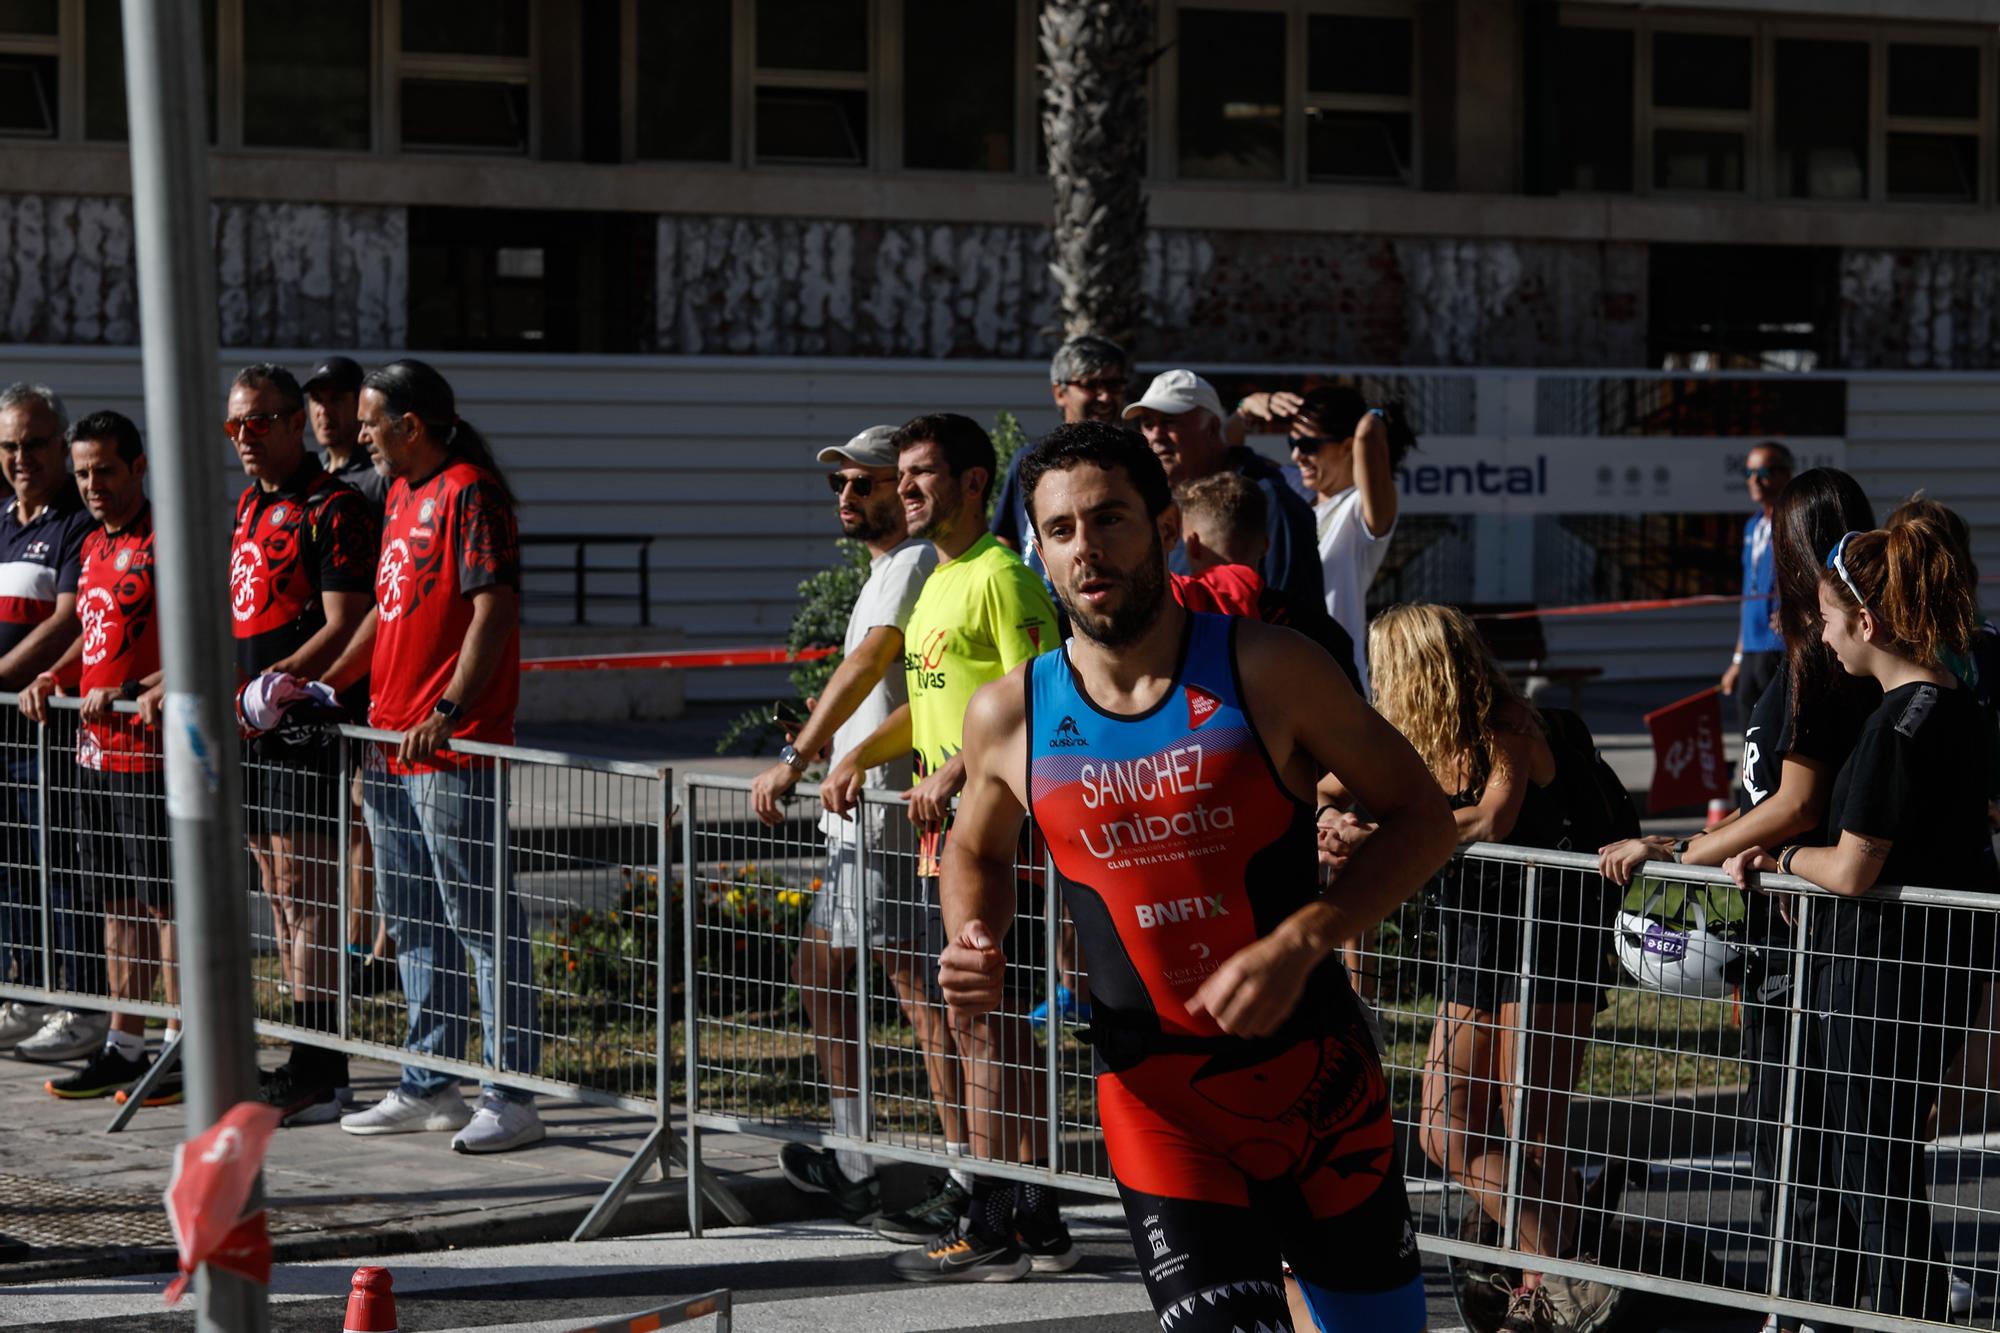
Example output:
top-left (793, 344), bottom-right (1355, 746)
top-left (0, 693), bottom-right (737, 1240)
top-left (681, 771), bottom-right (2000, 1332)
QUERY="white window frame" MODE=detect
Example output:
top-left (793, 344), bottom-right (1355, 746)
top-left (1158, 0), bottom-right (1419, 190)
top-left (1557, 5), bottom-right (1994, 208)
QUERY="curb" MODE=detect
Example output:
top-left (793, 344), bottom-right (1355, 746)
top-left (0, 1168), bottom-right (817, 1287)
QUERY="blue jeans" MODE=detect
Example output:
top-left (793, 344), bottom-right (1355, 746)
top-left (361, 759), bottom-right (538, 1100)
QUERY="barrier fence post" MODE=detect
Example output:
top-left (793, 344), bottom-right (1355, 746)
top-left (335, 737), bottom-right (352, 1042)
top-left (684, 778), bottom-right (703, 1238)
top-left (854, 793), bottom-right (872, 1153)
top-left (1765, 894), bottom-right (1814, 1307)
top-left (1499, 864), bottom-right (1539, 1252)
top-left (121, 0), bottom-right (265, 1324)
top-left (492, 757), bottom-right (511, 1082)
top-left (33, 713), bottom-right (51, 996)
top-left (1042, 843), bottom-right (1061, 1182)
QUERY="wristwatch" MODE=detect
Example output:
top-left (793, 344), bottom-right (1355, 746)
top-left (432, 697), bottom-right (462, 721)
top-left (778, 742), bottom-right (807, 772)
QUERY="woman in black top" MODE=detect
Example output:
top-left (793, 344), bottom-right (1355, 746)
top-left (1599, 471), bottom-right (1879, 1322)
top-left (1729, 514), bottom-right (1995, 1324)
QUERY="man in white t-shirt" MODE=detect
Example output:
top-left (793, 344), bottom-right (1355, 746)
top-left (751, 425), bottom-right (939, 1224)
top-left (1235, 385), bottom-right (1414, 695)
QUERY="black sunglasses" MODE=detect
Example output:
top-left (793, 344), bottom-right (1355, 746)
top-left (1290, 434), bottom-right (1341, 452)
top-left (828, 473), bottom-right (877, 496)
top-left (1744, 465), bottom-right (1788, 480)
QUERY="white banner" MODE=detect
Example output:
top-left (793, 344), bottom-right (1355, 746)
top-left (1387, 436), bottom-right (1847, 515)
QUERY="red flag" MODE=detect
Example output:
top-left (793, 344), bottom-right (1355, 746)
top-left (1643, 686), bottom-right (1731, 814)
top-left (162, 1101), bottom-right (283, 1304)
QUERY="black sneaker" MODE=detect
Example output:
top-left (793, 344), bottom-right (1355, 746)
top-left (873, 1174), bottom-right (971, 1244)
top-left (888, 1219), bottom-right (1030, 1283)
top-left (1015, 1215), bottom-right (1080, 1273)
top-left (114, 1070), bottom-right (184, 1107)
top-left (45, 1048), bottom-right (148, 1100)
top-left (779, 1143), bottom-right (881, 1225)
top-left (258, 1064), bottom-right (343, 1126)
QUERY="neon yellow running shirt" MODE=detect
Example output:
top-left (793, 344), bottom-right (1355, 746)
top-left (903, 533), bottom-right (1058, 867)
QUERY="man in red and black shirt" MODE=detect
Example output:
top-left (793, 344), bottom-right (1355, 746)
top-left (222, 364), bottom-right (379, 1124)
top-left (18, 411), bottom-right (178, 1102)
top-left (324, 359), bottom-right (540, 1154)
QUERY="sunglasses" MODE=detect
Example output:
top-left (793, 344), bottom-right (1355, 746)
top-left (1290, 434), bottom-right (1341, 452)
top-left (828, 473), bottom-right (877, 496)
top-left (0, 434), bottom-right (61, 452)
top-left (1825, 530), bottom-right (1869, 609)
top-left (1061, 377), bottom-right (1126, 395)
top-left (224, 412), bottom-right (284, 441)
top-left (1744, 466), bottom-right (1786, 480)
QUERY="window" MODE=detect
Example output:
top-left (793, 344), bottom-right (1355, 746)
top-left (753, 0), bottom-right (870, 165)
top-left (1551, 26), bottom-right (1632, 192)
top-left (409, 207), bottom-right (651, 352)
top-left (80, 0), bottom-right (216, 143)
top-left (1885, 42), bottom-right (1981, 202)
top-left (399, 0), bottom-right (532, 155)
top-left (1650, 243), bottom-right (1839, 371)
top-left (1651, 31), bottom-right (1751, 192)
top-left (904, 0), bottom-right (1015, 171)
top-left (1176, 8), bottom-right (1284, 181)
top-left (244, 1), bottom-right (371, 151)
top-left (633, 0), bottom-right (731, 161)
top-left (1774, 38), bottom-right (1868, 200)
top-left (0, 0), bottom-right (56, 138)
top-left (1305, 14), bottom-right (1415, 185)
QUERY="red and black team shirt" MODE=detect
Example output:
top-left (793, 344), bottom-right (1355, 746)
top-left (230, 458), bottom-right (378, 677)
top-left (76, 506), bottom-right (160, 773)
top-left (370, 458), bottom-right (520, 773)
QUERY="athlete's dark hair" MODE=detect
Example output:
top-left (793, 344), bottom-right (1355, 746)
top-left (232, 362), bottom-right (304, 416)
top-left (891, 413), bottom-right (995, 503)
top-left (68, 409), bottom-right (143, 463)
top-left (1771, 467), bottom-right (1875, 730)
top-left (363, 358), bottom-right (516, 509)
top-left (1822, 516), bottom-right (1978, 667)
top-left (1020, 420), bottom-right (1172, 534)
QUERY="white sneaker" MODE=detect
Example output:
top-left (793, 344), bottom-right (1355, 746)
top-left (338, 1086), bottom-right (472, 1135)
top-left (0, 1001), bottom-right (53, 1050)
top-left (15, 1009), bottom-right (110, 1063)
top-left (450, 1092), bottom-right (545, 1154)
top-left (1952, 1270), bottom-right (1974, 1316)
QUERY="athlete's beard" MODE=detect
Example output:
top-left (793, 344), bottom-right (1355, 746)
top-left (907, 484), bottom-right (962, 542)
top-left (1060, 545), bottom-right (1169, 649)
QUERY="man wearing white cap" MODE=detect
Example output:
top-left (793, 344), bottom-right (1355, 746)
top-left (1125, 369), bottom-right (1324, 611)
top-left (752, 426), bottom-right (940, 1225)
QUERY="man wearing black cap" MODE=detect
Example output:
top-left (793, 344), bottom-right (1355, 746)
top-left (304, 356), bottom-right (386, 513)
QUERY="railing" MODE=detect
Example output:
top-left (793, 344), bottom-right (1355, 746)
top-left (0, 693), bottom-right (744, 1240)
top-left (679, 772), bottom-right (2000, 1331)
top-left (520, 533), bottom-right (654, 627)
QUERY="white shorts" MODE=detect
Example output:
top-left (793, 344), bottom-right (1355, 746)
top-left (809, 828), bottom-right (923, 949)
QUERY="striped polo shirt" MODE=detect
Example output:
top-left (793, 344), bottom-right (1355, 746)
top-left (0, 494), bottom-right (92, 658)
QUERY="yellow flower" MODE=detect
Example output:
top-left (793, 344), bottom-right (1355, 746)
top-left (723, 889), bottom-right (743, 908)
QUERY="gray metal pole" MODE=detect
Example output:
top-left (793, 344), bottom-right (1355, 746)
top-left (118, 4), bottom-right (265, 1330)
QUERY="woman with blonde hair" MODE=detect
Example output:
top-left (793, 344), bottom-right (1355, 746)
top-left (1369, 602), bottom-right (1618, 1332)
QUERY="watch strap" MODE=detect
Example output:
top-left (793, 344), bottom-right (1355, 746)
top-left (779, 743), bottom-right (806, 771)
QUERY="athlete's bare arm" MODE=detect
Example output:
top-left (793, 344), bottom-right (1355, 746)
top-left (1189, 620), bottom-right (1456, 1037)
top-left (936, 670), bottom-right (1031, 1018)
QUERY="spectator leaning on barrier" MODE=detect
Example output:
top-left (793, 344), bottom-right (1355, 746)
top-left (1723, 441), bottom-right (1794, 733)
top-left (0, 383), bottom-right (102, 1059)
top-left (220, 363), bottom-right (380, 1128)
top-left (1363, 602), bottom-right (1624, 1332)
top-left (1125, 369), bottom-right (1325, 613)
top-left (322, 358), bottom-right (543, 1154)
top-left (17, 411), bottom-right (181, 1103)
top-left (990, 335), bottom-right (1131, 578)
top-left (751, 424), bottom-right (940, 1224)
top-left (305, 355), bottom-right (387, 516)
top-left (824, 412), bottom-right (1072, 1278)
top-left (1236, 386), bottom-right (1415, 696)
top-left (1726, 515), bottom-right (1998, 1326)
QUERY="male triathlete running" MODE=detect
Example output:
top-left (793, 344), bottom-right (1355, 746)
top-left (939, 421), bottom-right (1456, 1331)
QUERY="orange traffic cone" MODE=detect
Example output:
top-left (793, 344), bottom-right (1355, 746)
top-left (344, 1266), bottom-right (397, 1333)
top-left (1706, 798), bottom-right (1730, 828)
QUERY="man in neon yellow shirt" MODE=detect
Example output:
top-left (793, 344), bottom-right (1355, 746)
top-left (827, 412), bottom-right (1064, 1282)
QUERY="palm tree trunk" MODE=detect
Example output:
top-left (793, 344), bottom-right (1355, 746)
top-left (1040, 0), bottom-right (1152, 350)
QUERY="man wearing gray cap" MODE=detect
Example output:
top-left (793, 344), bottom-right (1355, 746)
top-left (304, 355), bottom-right (387, 514)
top-left (752, 426), bottom-right (940, 1224)
top-left (1126, 368), bottom-right (1324, 611)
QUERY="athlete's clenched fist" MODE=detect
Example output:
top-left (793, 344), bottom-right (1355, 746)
top-left (1184, 931), bottom-right (1321, 1038)
top-left (938, 918), bottom-right (1007, 1017)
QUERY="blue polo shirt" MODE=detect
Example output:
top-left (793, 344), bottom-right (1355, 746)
top-left (0, 494), bottom-right (92, 660)
top-left (1740, 509), bottom-right (1782, 654)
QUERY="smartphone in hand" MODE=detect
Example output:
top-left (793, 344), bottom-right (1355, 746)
top-left (771, 698), bottom-right (811, 729)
